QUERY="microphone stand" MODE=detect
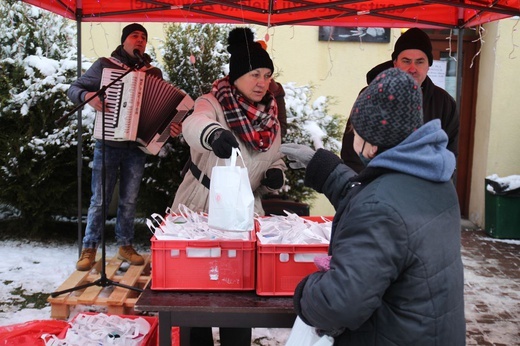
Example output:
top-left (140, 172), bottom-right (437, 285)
top-left (52, 60), bottom-right (146, 297)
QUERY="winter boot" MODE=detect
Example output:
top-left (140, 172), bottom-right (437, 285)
top-left (118, 245), bottom-right (144, 265)
top-left (76, 248), bottom-right (97, 271)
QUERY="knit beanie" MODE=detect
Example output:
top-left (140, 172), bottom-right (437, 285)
top-left (121, 23), bottom-right (148, 44)
top-left (350, 68), bottom-right (423, 149)
top-left (391, 28), bottom-right (433, 66)
top-left (227, 27), bottom-right (274, 84)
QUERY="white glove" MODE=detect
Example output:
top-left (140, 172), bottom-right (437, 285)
top-left (280, 143), bottom-right (316, 169)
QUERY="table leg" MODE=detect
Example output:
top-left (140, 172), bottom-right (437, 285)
top-left (158, 311), bottom-right (172, 346)
top-left (180, 327), bottom-right (191, 346)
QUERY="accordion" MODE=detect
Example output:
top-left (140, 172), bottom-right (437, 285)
top-left (94, 68), bottom-right (194, 155)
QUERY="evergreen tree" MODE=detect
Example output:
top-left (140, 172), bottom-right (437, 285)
top-left (161, 23), bottom-right (231, 100)
top-left (0, 0), bottom-right (92, 234)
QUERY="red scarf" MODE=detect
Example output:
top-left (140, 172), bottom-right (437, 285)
top-left (211, 76), bottom-right (279, 152)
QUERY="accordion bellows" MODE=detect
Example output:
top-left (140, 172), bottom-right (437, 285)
top-left (94, 68), bottom-right (194, 155)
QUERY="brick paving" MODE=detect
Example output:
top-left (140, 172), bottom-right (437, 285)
top-left (461, 220), bottom-right (520, 345)
top-left (262, 221), bottom-right (520, 345)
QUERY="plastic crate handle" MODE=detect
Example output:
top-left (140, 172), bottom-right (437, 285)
top-left (186, 247), bottom-right (222, 258)
top-left (279, 253), bottom-right (325, 263)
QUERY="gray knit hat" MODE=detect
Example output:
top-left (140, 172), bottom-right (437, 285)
top-left (350, 68), bottom-right (423, 148)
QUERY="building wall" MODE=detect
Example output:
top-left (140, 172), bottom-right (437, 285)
top-left (469, 19), bottom-right (520, 227)
top-left (78, 21), bottom-right (520, 220)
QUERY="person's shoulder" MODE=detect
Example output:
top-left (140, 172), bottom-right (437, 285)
top-left (195, 93), bottom-right (219, 107)
top-left (427, 77), bottom-right (455, 98)
top-left (145, 66), bottom-right (163, 78)
top-left (197, 92), bottom-right (216, 101)
top-left (423, 77), bottom-right (456, 105)
top-left (431, 81), bottom-right (455, 102)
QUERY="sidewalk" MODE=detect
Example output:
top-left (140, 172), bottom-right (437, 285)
top-left (461, 220), bottom-right (520, 345)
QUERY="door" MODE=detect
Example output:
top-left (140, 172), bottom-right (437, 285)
top-left (428, 30), bottom-right (480, 218)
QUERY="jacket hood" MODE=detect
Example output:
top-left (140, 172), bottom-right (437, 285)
top-left (368, 119), bottom-right (456, 182)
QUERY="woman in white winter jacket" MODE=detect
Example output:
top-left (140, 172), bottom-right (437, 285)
top-left (171, 27), bottom-right (286, 346)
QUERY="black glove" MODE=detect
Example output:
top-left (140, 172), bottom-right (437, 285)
top-left (261, 168), bottom-right (284, 189)
top-left (209, 129), bottom-right (239, 158)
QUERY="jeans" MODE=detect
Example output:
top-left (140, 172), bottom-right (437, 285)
top-left (83, 141), bottom-right (147, 249)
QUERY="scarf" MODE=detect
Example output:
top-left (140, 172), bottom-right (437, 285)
top-left (211, 76), bottom-right (279, 152)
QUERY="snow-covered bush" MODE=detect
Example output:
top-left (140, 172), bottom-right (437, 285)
top-left (0, 0), bottom-right (93, 233)
top-left (282, 83), bottom-right (343, 203)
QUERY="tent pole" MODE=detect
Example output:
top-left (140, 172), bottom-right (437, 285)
top-left (76, 11), bottom-right (83, 258)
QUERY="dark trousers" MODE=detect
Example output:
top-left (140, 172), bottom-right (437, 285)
top-left (190, 327), bottom-right (252, 346)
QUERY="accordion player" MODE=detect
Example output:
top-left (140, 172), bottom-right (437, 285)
top-left (94, 68), bottom-right (194, 155)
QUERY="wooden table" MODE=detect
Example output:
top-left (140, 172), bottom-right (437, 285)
top-left (134, 287), bottom-right (296, 345)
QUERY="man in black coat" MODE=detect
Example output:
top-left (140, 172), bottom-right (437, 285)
top-left (341, 28), bottom-right (458, 173)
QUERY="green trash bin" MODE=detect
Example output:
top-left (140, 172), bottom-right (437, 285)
top-left (485, 177), bottom-right (520, 239)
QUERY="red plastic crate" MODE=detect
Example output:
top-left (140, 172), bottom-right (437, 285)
top-left (151, 231), bottom-right (256, 291)
top-left (256, 216), bottom-right (331, 296)
top-left (57, 312), bottom-right (158, 346)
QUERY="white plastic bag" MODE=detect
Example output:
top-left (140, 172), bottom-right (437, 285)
top-left (285, 316), bottom-right (334, 346)
top-left (208, 148), bottom-right (254, 231)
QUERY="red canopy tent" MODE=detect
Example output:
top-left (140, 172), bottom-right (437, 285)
top-left (23, 0), bottom-right (520, 29)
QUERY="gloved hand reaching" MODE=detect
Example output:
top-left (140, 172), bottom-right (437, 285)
top-left (261, 168), bottom-right (284, 190)
top-left (209, 128), bottom-right (239, 158)
top-left (280, 143), bottom-right (316, 169)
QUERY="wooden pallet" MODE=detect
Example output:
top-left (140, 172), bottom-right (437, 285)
top-left (48, 254), bottom-right (151, 319)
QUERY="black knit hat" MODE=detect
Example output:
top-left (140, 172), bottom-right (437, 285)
top-left (121, 23), bottom-right (148, 44)
top-left (391, 28), bottom-right (433, 66)
top-left (350, 68), bottom-right (424, 149)
top-left (227, 27), bottom-right (274, 84)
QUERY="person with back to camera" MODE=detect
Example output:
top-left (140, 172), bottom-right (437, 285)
top-left (341, 28), bottom-right (459, 173)
top-left (67, 23), bottom-right (182, 271)
top-left (171, 26), bottom-right (286, 346)
top-left (280, 68), bottom-right (466, 345)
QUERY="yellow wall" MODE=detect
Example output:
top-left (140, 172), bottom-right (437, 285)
top-left (78, 21), bottom-right (520, 220)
